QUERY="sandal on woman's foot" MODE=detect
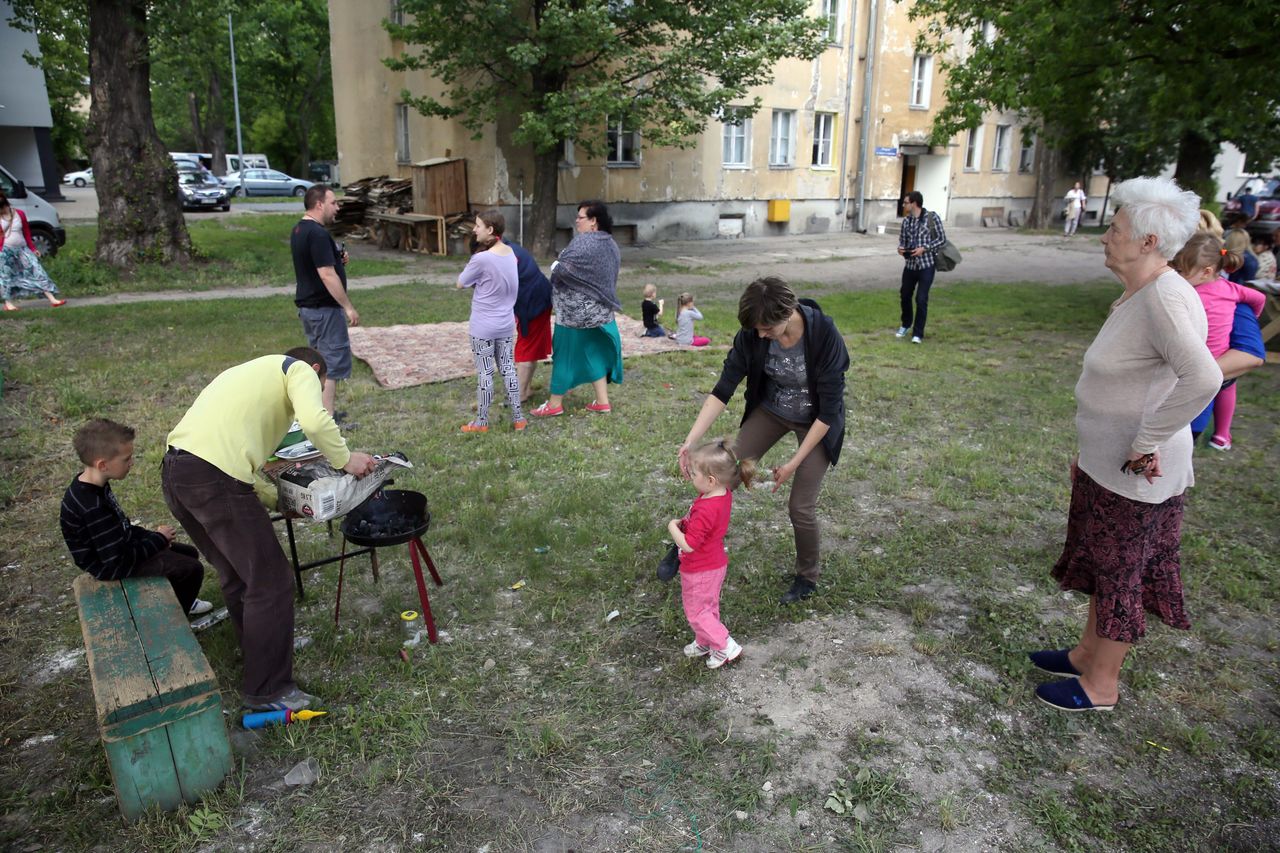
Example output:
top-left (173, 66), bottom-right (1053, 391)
top-left (585, 401), bottom-right (612, 413)
top-left (530, 403), bottom-right (563, 417)
top-left (3, 304), bottom-right (18, 312)
top-left (460, 422), bottom-right (489, 433)
top-left (50, 299), bottom-right (67, 307)
top-left (513, 419), bottom-right (528, 431)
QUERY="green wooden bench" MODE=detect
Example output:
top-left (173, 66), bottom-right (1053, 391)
top-left (73, 575), bottom-right (233, 821)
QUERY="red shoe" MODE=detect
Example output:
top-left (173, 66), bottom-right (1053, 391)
top-left (529, 403), bottom-right (563, 418)
top-left (585, 401), bottom-right (612, 413)
top-left (50, 299), bottom-right (67, 307)
top-left (460, 422), bottom-right (489, 433)
top-left (513, 419), bottom-right (528, 431)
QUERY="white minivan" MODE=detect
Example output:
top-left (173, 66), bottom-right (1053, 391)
top-left (0, 164), bottom-right (66, 256)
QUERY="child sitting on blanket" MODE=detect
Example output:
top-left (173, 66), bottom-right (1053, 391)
top-left (60, 418), bottom-right (212, 617)
top-left (671, 292), bottom-right (710, 347)
top-left (640, 283), bottom-right (667, 337)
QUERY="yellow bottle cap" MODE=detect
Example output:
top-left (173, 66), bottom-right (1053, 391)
top-left (400, 610), bottom-right (419, 622)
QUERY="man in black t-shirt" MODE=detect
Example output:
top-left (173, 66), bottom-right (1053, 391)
top-left (292, 186), bottom-right (358, 415)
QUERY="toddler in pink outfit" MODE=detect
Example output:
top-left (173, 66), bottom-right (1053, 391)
top-left (668, 439), bottom-right (756, 669)
top-left (1173, 233), bottom-right (1266, 450)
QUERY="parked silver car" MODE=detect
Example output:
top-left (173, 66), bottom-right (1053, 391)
top-left (223, 168), bottom-right (313, 197)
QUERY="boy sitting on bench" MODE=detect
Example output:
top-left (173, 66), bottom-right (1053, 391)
top-left (60, 419), bottom-right (212, 617)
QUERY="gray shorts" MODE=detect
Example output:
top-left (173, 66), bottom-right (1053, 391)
top-left (298, 306), bottom-right (352, 380)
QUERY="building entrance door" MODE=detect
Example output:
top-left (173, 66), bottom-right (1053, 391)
top-left (913, 154), bottom-right (950, 219)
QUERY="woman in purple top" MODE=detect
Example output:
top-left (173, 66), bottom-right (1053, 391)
top-left (457, 210), bottom-right (524, 432)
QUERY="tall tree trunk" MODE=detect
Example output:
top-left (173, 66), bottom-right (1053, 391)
top-left (530, 147), bottom-right (560, 258)
top-left (1028, 137), bottom-right (1062, 230)
top-left (187, 91), bottom-right (204, 148)
top-left (1173, 130), bottom-right (1217, 202)
top-left (88, 0), bottom-right (191, 269)
top-left (207, 67), bottom-right (227, 176)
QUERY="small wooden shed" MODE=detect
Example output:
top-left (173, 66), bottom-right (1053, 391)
top-left (411, 158), bottom-right (469, 218)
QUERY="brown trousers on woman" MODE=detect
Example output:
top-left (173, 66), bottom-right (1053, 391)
top-left (161, 449), bottom-right (296, 706)
top-left (734, 407), bottom-right (831, 582)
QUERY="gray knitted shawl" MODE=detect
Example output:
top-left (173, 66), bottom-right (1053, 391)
top-left (551, 230), bottom-right (622, 311)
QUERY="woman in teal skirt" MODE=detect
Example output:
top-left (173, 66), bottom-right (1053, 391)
top-left (530, 200), bottom-right (624, 416)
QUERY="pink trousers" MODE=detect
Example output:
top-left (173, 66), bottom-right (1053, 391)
top-left (680, 565), bottom-right (729, 651)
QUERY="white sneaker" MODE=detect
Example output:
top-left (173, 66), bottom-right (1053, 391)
top-left (188, 598), bottom-right (214, 617)
top-left (707, 637), bottom-right (743, 669)
top-left (911, 336), bottom-right (922, 344)
top-left (1208, 437), bottom-right (1231, 451)
top-left (683, 641), bottom-right (711, 658)
top-left (895, 326), bottom-right (909, 338)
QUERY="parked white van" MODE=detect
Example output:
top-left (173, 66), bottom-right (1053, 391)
top-left (226, 153), bottom-right (270, 172)
top-left (0, 163), bottom-right (67, 256)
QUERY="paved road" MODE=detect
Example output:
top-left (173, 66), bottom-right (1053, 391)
top-left (51, 185), bottom-right (302, 223)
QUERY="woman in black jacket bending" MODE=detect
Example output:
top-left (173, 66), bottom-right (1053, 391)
top-left (678, 277), bottom-right (849, 604)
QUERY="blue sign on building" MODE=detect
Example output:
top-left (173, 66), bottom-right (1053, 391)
top-left (874, 146), bottom-right (899, 157)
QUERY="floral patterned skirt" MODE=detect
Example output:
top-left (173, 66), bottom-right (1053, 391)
top-left (1051, 467), bottom-right (1190, 643)
top-left (0, 245), bottom-right (58, 301)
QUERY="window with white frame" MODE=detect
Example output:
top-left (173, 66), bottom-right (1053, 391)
top-left (910, 55), bottom-right (932, 108)
top-left (991, 124), bottom-right (1011, 171)
top-left (722, 111), bottom-right (750, 167)
top-left (607, 120), bottom-right (639, 165)
top-left (769, 110), bottom-right (796, 167)
top-left (964, 126), bottom-right (983, 171)
top-left (812, 113), bottom-right (835, 167)
top-left (821, 0), bottom-right (840, 42)
top-left (395, 103), bottom-right (411, 163)
top-left (1018, 133), bottom-right (1035, 173)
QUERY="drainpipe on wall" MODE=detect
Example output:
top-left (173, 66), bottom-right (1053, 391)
top-left (852, 0), bottom-right (879, 233)
top-left (834, 2), bottom-right (858, 227)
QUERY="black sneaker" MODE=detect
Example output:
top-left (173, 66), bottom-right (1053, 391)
top-left (780, 576), bottom-right (816, 604)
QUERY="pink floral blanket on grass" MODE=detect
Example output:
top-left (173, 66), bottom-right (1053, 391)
top-left (349, 313), bottom-right (722, 389)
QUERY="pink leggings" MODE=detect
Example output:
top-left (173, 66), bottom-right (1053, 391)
top-left (680, 565), bottom-right (729, 651)
top-left (1211, 383), bottom-right (1237, 444)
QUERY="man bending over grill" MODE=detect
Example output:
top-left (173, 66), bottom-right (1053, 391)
top-left (161, 347), bottom-right (376, 713)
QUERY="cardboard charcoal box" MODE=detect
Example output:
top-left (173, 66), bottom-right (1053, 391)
top-left (269, 454), bottom-right (411, 521)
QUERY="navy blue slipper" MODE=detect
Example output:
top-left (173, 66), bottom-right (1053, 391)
top-left (1035, 677), bottom-right (1115, 712)
top-left (1028, 648), bottom-right (1082, 678)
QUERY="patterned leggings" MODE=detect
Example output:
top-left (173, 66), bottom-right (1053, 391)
top-left (471, 335), bottom-right (524, 425)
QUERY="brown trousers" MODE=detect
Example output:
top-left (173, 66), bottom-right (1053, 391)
top-left (131, 542), bottom-right (204, 615)
top-left (161, 449), bottom-right (296, 705)
top-left (735, 407), bottom-right (831, 582)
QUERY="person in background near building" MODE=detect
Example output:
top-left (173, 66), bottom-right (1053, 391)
top-left (1064, 181), bottom-right (1088, 236)
top-left (507, 238), bottom-right (553, 403)
top-left (895, 191), bottom-right (946, 344)
top-left (292, 186), bottom-right (357, 417)
top-left (1, 190), bottom-right (65, 312)
top-left (1221, 213), bottom-right (1258, 285)
top-left (458, 210), bottom-right (524, 433)
top-left (161, 347), bottom-right (376, 712)
top-left (1029, 176), bottom-right (1221, 713)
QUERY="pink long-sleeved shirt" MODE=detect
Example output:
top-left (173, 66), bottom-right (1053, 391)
top-left (1194, 276), bottom-right (1265, 357)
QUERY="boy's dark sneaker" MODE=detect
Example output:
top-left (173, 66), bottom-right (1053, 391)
top-left (780, 576), bottom-right (816, 604)
top-left (245, 687), bottom-right (319, 713)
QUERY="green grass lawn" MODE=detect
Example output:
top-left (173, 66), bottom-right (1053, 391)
top-left (40, 214), bottom-right (410, 296)
top-left (0, 278), bottom-right (1276, 850)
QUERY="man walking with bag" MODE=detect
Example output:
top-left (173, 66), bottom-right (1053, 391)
top-left (895, 191), bottom-right (947, 344)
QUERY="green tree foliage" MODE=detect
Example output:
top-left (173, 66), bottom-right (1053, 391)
top-left (387, 0), bottom-right (829, 255)
top-left (7, 0), bottom-right (90, 167)
top-left (910, 0), bottom-right (1280, 209)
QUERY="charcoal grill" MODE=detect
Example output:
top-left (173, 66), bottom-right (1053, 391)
top-left (334, 489), bottom-right (445, 643)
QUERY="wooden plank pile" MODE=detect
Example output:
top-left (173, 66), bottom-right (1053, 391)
top-left (334, 176), bottom-right (414, 237)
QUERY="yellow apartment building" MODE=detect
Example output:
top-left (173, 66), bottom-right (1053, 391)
top-left (328, 1), bottom-right (1103, 244)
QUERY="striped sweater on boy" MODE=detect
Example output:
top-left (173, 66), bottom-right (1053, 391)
top-left (60, 477), bottom-right (167, 580)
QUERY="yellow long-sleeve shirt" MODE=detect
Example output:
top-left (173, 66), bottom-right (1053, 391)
top-left (167, 355), bottom-right (350, 484)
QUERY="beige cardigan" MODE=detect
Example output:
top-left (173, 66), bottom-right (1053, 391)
top-left (1074, 270), bottom-right (1222, 503)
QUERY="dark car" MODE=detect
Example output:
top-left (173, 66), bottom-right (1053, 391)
top-left (1223, 176), bottom-right (1280, 236)
top-left (178, 170), bottom-right (230, 212)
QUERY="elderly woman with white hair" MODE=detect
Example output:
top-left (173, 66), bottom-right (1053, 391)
top-left (1029, 176), bottom-right (1223, 713)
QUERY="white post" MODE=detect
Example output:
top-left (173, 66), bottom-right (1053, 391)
top-left (228, 14), bottom-right (246, 200)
